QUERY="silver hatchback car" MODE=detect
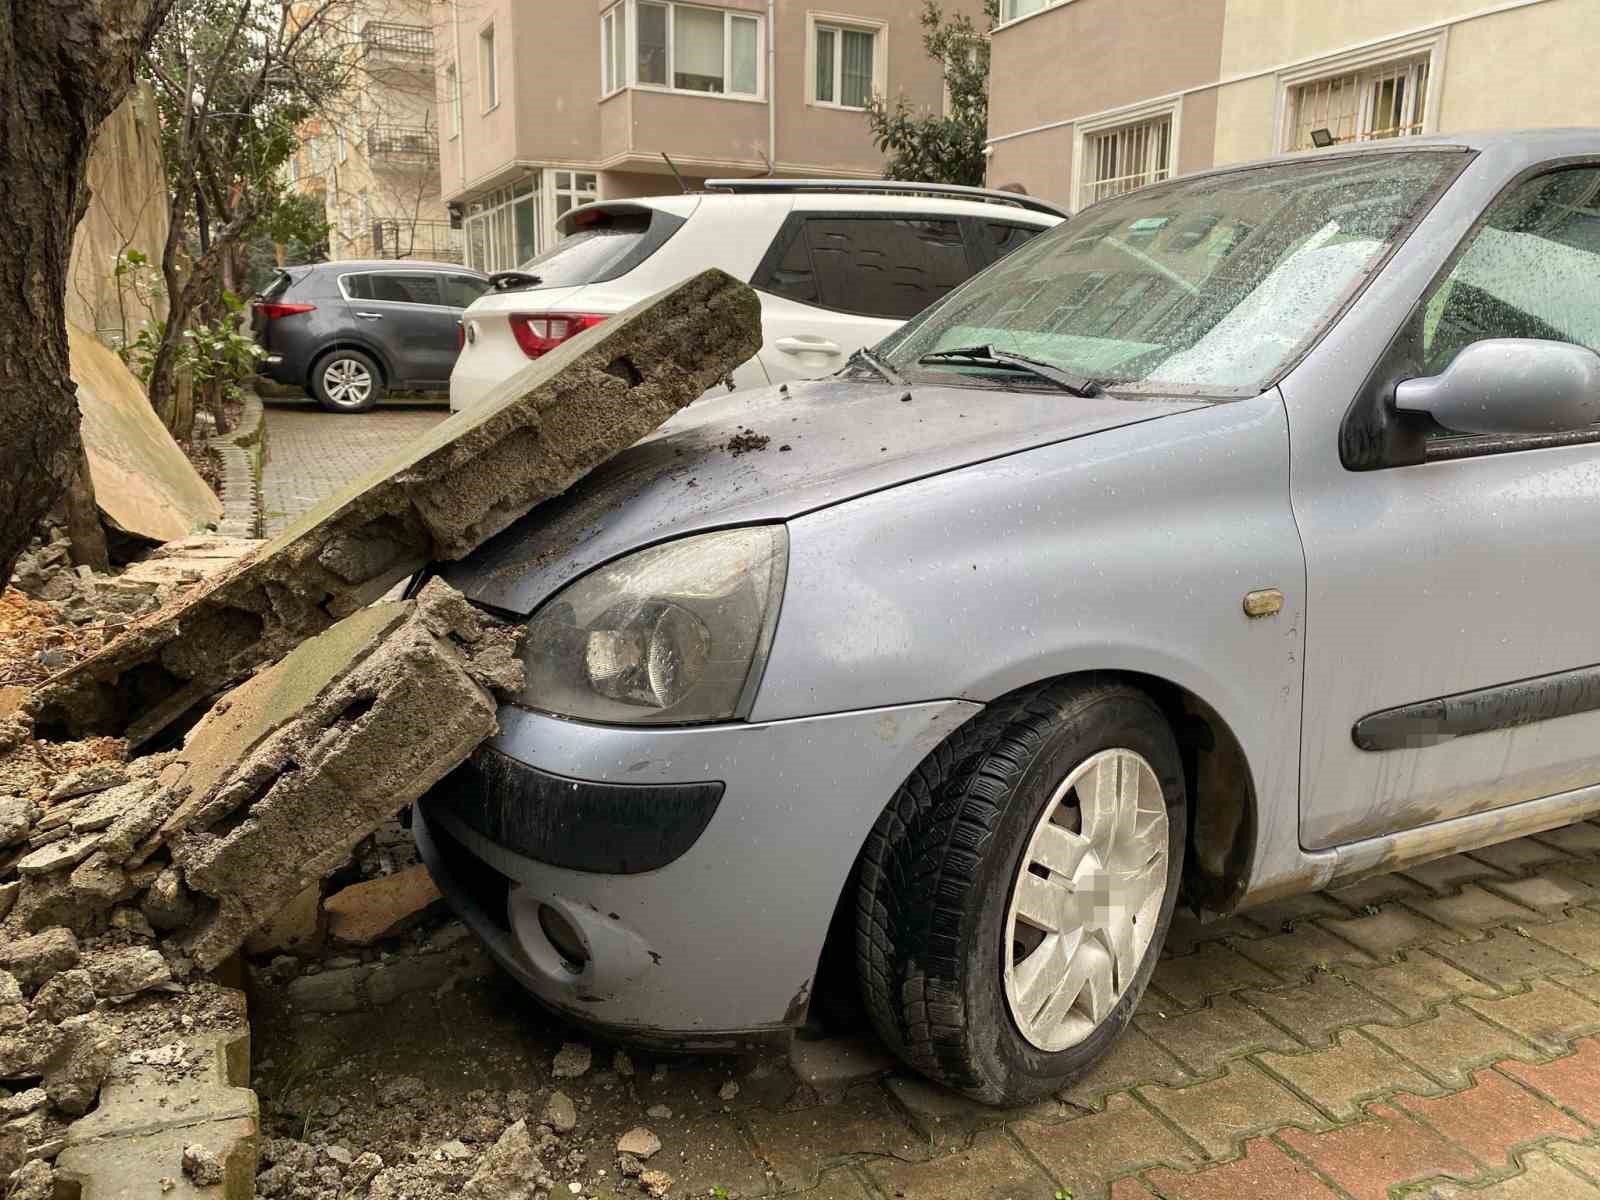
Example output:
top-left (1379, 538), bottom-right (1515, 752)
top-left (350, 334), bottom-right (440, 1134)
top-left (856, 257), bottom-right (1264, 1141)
top-left (418, 130), bottom-right (1600, 1105)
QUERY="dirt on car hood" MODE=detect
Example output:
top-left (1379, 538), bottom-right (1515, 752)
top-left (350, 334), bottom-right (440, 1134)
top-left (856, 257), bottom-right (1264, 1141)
top-left (441, 374), bottom-right (1206, 614)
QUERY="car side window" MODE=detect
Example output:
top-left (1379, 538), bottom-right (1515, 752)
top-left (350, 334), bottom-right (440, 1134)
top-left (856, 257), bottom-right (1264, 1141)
top-left (366, 273), bottom-right (443, 305)
top-left (342, 273), bottom-right (373, 301)
top-left (1417, 167), bottom-right (1600, 386)
top-left (442, 274), bottom-right (489, 308)
top-left (984, 222), bottom-right (1042, 265)
top-left (755, 216), bottom-right (970, 320)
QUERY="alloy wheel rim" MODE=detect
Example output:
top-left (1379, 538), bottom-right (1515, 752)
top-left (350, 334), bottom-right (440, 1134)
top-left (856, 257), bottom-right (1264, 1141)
top-left (323, 358), bottom-right (372, 405)
top-left (1002, 747), bottom-right (1169, 1052)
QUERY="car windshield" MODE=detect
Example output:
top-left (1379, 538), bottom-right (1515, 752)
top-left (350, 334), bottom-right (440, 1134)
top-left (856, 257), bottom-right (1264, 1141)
top-left (878, 150), bottom-right (1466, 396)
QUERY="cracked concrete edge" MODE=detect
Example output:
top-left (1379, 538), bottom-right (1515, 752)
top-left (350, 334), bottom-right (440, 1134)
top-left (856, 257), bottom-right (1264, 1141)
top-left (213, 389), bottom-right (264, 540)
top-left (56, 997), bottom-right (259, 1200)
top-left (30, 268), bottom-right (761, 742)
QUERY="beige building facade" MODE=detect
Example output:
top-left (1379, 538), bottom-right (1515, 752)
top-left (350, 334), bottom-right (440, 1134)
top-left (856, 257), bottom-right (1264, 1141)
top-left (291, 0), bottom-right (461, 262)
top-left (438, 0), bottom-right (974, 272)
top-left (987, 0), bottom-right (1600, 211)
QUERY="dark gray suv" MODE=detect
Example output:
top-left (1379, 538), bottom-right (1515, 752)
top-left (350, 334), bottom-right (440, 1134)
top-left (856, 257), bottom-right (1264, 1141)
top-left (253, 260), bottom-right (490, 413)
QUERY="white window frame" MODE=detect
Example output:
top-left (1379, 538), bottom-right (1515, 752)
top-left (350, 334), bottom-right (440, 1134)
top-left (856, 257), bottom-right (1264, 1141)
top-left (1071, 97), bottom-right (1181, 212)
top-left (1272, 30), bottom-right (1447, 154)
top-left (601, 5), bottom-right (625, 97)
top-left (543, 168), bottom-right (600, 247)
top-left (478, 22), bottom-right (498, 113)
top-left (806, 12), bottom-right (886, 111)
top-left (995, 0), bottom-right (1073, 29)
top-left (609, 0), bottom-right (764, 101)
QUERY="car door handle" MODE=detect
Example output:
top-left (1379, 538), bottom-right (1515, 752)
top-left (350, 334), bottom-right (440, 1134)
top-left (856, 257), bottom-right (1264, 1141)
top-left (774, 336), bottom-right (841, 355)
top-left (355, 311), bottom-right (383, 320)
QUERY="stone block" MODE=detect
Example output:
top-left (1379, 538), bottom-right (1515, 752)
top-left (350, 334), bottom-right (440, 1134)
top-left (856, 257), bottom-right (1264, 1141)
top-left (324, 863), bottom-right (441, 946)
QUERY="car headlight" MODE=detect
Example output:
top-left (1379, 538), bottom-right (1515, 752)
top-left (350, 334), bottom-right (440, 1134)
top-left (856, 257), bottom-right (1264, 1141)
top-left (519, 527), bottom-right (787, 725)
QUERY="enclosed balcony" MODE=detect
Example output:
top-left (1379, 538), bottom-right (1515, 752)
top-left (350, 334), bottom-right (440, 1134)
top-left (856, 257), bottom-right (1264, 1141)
top-left (360, 22), bottom-right (433, 67)
top-left (365, 124), bottom-right (439, 167)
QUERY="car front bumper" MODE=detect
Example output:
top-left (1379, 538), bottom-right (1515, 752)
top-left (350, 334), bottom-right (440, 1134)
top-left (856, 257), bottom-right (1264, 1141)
top-left (415, 698), bottom-right (977, 1046)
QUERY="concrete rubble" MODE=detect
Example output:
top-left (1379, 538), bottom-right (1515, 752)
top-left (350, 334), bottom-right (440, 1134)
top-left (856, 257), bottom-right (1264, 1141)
top-left (0, 270), bottom-right (762, 1198)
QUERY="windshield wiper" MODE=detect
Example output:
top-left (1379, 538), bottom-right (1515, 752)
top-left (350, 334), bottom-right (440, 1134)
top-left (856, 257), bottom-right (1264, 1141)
top-left (848, 345), bottom-right (903, 385)
top-left (917, 345), bottom-right (1102, 397)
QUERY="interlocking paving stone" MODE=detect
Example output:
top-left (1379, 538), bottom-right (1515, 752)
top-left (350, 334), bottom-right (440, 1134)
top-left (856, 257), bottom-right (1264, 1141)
top-left (1407, 885), bottom-right (1541, 932)
top-left (1137, 1064), bottom-right (1324, 1159)
top-left (1140, 1135), bottom-right (1341, 1199)
top-left (1241, 972), bottom-right (1402, 1046)
top-left (1108, 1180), bottom-right (1159, 1199)
top-left (1402, 854), bottom-right (1511, 895)
top-left (1012, 1092), bottom-right (1201, 1200)
top-left (882, 1075), bottom-right (1014, 1146)
top-left (1231, 923), bottom-right (1376, 976)
top-left (1056, 1026), bottom-right (1191, 1109)
top-left (1460, 980), bottom-right (1600, 1053)
top-left (1499, 1037), bottom-right (1600, 1123)
top-left (1533, 821), bottom-right (1600, 856)
top-left (1134, 994), bottom-right (1299, 1075)
top-left (1256, 1028), bottom-right (1440, 1120)
top-left (258, 401), bottom-right (449, 538)
top-left (1362, 1005), bottom-right (1538, 1088)
top-left (1409, 1149), bottom-right (1600, 1198)
top-left (1488, 872), bottom-right (1596, 912)
top-left (807, 1167), bottom-right (878, 1198)
top-left (1163, 911), bottom-right (1269, 956)
top-left (745, 1087), bottom-right (927, 1191)
top-left (662, 1115), bottom-right (771, 1199)
top-left (1549, 1138), bottom-right (1600, 1183)
top-left (1276, 1101), bottom-right (1479, 1200)
top-left (863, 1129), bottom-right (1057, 1200)
top-left (1470, 838), bottom-right (1572, 874)
top-left (1432, 928), bottom-right (1590, 986)
top-left (1149, 942), bottom-right (1279, 1009)
top-left (1320, 906), bottom-right (1452, 959)
top-left (1343, 951), bottom-right (1501, 1018)
top-left (1396, 1069), bottom-right (1588, 1165)
top-left (1241, 892), bottom-right (1351, 929)
top-left (1325, 873), bottom-right (1429, 909)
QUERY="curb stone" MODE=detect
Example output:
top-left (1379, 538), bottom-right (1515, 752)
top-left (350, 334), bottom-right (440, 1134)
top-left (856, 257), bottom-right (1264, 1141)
top-left (211, 388), bottom-right (264, 539)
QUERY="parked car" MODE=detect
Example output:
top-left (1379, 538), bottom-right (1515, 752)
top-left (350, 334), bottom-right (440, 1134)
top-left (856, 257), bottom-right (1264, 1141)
top-left (417, 130), bottom-right (1600, 1104)
top-left (447, 180), bottom-right (1065, 412)
top-left (252, 260), bottom-right (491, 413)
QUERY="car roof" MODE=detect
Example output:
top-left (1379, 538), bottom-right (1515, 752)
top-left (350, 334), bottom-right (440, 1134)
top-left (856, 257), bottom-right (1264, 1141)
top-left (568, 190), bottom-right (1063, 228)
top-left (296, 259), bottom-right (486, 275)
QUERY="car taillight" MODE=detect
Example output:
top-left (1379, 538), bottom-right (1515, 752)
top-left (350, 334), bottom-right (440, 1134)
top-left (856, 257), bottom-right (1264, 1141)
top-left (507, 313), bottom-right (607, 359)
top-left (254, 302), bottom-right (316, 320)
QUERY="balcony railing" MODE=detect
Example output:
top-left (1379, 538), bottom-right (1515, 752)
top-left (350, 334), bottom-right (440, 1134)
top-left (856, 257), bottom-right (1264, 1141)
top-left (365, 124), bottom-right (438, 164)
top-left (356, 219), bottom-right (462, 263)
top-left (361, 22), bottom-right (432, 60)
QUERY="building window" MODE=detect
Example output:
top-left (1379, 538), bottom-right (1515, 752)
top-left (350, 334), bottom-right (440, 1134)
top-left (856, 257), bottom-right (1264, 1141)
top-left (464, 176), bottom-right (541, 273)
top-left (998, 0), bottom-right (1055, 22)
top-left (1080, 114), bottom-right (1173, 209)
top-left (602, 6), bottom-right (624, 95)
top-left (620, 2), bottom-right (760, 98)
top-left (479, 24), bottom-right (498, 111)
top-left (446, 63), bottom-right (461, 137)
top-left (1287, 57), bottom-right (1431, 152)
top-left (812, 21), bottom-right (877, 109)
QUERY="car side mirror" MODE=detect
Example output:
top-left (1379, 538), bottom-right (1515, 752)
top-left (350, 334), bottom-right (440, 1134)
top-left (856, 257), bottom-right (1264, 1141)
top-left (1394, 338), bottom-right (1600, 436)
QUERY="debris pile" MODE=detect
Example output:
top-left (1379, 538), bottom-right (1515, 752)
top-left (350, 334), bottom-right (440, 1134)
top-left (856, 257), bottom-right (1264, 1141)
top-left (0, 270), bottom-right (762, 1196)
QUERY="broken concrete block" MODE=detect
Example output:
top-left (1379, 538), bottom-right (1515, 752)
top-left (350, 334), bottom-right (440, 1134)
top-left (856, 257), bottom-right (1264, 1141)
top-left (0, 797), bottom-right (35, 848)
top-left (617, 1127), bottom-right (662, 1159)
top-left (542, 1090), bottom-right (577, 1134)
top-left (48, 763), bottom-right (129, 803)
top-left (32, 270), bottom-right (761, 742)
top-left (84, 946), bottom-right (171, 997)
top-left (43, 1013), bottom-right (116, 1115)
top-left (16, 831), bottom-right (101, 876)
top-left (33, 969), bottom-right (96, 1023)
top-left (242, 882), bottom-right (322, 957)
top-left (0, 882), bottom-right (16, 923)
top-left (323, 864), bottom-right (441, 947)
top-left (463, 1120), bottom-right (538, 1200)
top-left (7, 1158), bottom-right (54, 1200)
top-left (140, 867), bottom-right (194, 933)
top-left (160, 580), bottom-right (517, 970)
top-left (0, 926), bottom-right (79, 993)
top-left (69, 851), bottom-right (135, 906)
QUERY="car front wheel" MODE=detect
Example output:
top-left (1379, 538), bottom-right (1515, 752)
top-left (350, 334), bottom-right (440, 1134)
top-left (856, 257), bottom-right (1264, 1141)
top-left (855, 679), bottom-right (1186, 1104)
top-left (312, 349), bottom-right (384, 413)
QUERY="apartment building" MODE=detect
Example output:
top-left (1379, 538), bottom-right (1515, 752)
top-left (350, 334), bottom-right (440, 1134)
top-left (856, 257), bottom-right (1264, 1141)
top-left (985, 0), bottom-right (1600, 211)
top-left (290, 0), bottom-right (460, 262)
top-left (438, 0), bottom-right (973, 273)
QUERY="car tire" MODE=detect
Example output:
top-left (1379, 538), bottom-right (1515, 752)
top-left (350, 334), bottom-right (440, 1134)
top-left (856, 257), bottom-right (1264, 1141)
top-left (855, 678), bottom-right (1186, 1105)
top-left (312, 349), bottom-right (384, 413)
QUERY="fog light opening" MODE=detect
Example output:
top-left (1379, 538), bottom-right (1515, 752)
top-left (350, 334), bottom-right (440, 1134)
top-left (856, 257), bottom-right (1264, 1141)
top-left (537, 904), bottom-right (590, 974)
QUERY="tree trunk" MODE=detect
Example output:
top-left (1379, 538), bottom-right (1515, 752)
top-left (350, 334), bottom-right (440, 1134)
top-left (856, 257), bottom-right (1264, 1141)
top-left (0, 0), bottom-right (177, 592)
top-left (172, 366), bottom-right (195, 446)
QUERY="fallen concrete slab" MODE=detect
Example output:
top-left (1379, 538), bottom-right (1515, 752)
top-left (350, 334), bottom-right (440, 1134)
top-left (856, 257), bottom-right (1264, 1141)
top-left (70, 322), bottom-right (224, 545)
top-left (31, 269), bottom-right (761, 741)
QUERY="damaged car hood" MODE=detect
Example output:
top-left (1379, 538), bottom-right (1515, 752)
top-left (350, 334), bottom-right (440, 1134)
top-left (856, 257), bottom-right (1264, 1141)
top-left (442, 375), bottom-right (1206, 614)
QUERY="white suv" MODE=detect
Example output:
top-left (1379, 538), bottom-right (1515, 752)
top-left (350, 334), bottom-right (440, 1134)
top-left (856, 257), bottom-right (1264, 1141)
top-left (448, 180), bottom-right (1065, 412)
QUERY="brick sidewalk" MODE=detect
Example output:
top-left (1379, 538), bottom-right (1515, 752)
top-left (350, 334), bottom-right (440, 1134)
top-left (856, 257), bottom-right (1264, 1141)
top-left (258, 399), bottom-right (448, 537)
top-left (761, 826), bottom-right (1600, 1200)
